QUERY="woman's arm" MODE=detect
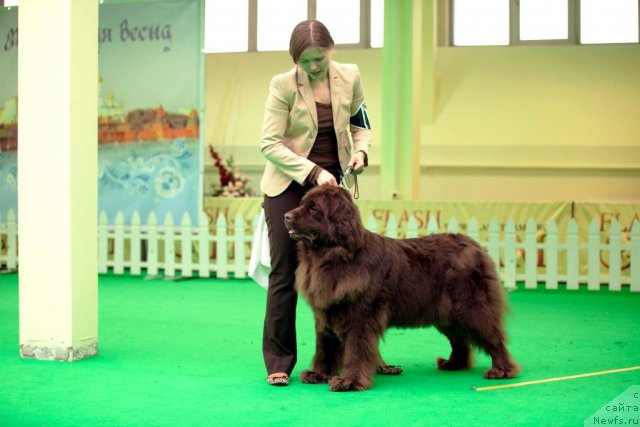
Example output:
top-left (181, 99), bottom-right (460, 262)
top-left (348, 66), bottom-right (371, 172)
top-left (260, 74), bottom-right (316, 184)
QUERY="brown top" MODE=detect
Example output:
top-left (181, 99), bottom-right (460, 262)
top-left (306, 102), bottom-right (340, 184)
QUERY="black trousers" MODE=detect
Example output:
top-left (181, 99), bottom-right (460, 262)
top-left (262, 170), bottom-right (342, 375)
top-left (262, 181), bottom-right (306, 375)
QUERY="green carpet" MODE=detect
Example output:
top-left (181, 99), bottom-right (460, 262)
top-left (0, 273), bottom-right (638, 426)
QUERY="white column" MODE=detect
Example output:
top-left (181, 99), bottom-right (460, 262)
top-left (18, 0), bottom-right (98, 361)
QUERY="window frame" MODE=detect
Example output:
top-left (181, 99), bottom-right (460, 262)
top-left (447, 0), bottom-right (640, 47)
top-left (210, 0), bottom-right (375, 53)
top-left (512, 0), bottom-right (577, 46)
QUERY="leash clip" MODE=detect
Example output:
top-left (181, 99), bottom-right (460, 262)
top-left (339, 165), bottom-right (353, 187)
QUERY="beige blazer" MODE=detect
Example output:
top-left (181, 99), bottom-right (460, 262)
top-left (259, 61), bottom-right (372, 197)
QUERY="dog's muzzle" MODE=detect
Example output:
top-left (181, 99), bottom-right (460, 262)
top-left (284, 212), bottom-right (318, 244)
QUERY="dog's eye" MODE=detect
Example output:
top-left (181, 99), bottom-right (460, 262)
top-left (306, 201), bottom-right (321, 216)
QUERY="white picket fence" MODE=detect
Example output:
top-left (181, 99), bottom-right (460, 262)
top-left (1, 208), bottom-right (639, 291)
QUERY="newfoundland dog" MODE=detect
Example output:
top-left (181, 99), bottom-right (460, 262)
top-left (284, 185), bottom-right (519, 391)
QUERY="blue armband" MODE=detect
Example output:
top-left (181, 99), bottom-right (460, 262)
top-left (350, 102), bottom-right (371, 130)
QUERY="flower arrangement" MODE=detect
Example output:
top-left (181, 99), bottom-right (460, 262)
top-left (208, 145), bottom-right (254, 197)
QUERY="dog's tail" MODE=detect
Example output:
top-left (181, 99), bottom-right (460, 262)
top-left (476, 249), bottom-right (510, 318)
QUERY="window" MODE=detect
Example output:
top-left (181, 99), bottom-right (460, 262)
top-left (256, 0), bottom-right (307, 51)
top-left (580, 0), bottom-right (639, 44)
top-left (204, 0), bottom-right (383, 53)
top-left (519, 0), bottom-right (568, 41)
top-left (451, 0), bottom-right (640, 46)
top-left (370, 0), bottom-right (384, 48)
top-left (204, 2), bottom-right (249, 52)
top-left (453, 0), bottom-right (510, 46)
top-left (316, 0), bottom-right (360, 45)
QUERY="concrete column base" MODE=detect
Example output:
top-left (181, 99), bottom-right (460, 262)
top-left (20, 341), bottom-right (98, 362)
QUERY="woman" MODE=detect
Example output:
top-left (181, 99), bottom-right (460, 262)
top-left (259, 20), bottom-right (382, 386)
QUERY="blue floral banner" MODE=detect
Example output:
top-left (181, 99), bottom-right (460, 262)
top-left (0, 8), bottom-right (18, 215)
top-left (0, 2), bottom-right (202, 223)
top-left (98, 0), bottom-right (202, 224)
top-left (99, 138), bottom-right (198, 223)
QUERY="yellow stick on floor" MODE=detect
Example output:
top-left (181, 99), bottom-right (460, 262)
top-left (472, 366), bottom-right (640, 392)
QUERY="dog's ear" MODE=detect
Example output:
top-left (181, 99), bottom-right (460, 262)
top-left (337, 220), bottom-right (364, 253)
top-left (333, 190), bottom-right (365, 253)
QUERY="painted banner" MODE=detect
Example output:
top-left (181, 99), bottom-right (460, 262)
top-left (98, 0), bottom-right (202, 224)
top-left (574, 202), bottom-right (640, 275)
top-left (203, 197), bottom-right (638, 280)
top-left (0, 1), bottom-right (203, 224)
top-left (203, 196), bottom-right (571, 234)
top-left (0, 8), bottom-right (18, 214)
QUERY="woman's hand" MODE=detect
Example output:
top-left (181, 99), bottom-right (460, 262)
top-left (348, 151), bottom-right (367, 175)
top-left (315, 169), bottom-right (338, 186)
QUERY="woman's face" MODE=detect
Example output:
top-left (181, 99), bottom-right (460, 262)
top-left (298, 47), bottom-right (331, 82)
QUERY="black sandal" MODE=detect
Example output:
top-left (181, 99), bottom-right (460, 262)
top-left (376, 365), bottom-right (403, 375)
top-left (267, 375), bottom-right (290, 386)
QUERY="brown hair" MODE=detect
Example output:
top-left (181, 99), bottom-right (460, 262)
top-left (289, 20), bottom-right (335, 63)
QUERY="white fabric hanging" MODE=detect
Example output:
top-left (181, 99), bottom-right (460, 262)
top-left (248, 208), bottom-right (271, 289)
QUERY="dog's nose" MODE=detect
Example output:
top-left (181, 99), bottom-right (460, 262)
top-left (284, 212), bottom-right (292, 224)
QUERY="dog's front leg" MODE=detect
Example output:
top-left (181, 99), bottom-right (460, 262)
top-left (300, 328), bottom-right (342, 384)
top-left (328, 325), bottom-right (378, 391)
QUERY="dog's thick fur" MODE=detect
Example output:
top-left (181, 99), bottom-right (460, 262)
top-left (284, 185), bottom-right (519, 391)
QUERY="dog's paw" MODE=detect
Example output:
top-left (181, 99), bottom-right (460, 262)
top-left (328, 376), bottom-right (368, 392)
top-left (376, 365), bottom-right (403, 375)
top-left (436, 357), bottom-right (471, 371)
top-left (483, 365), bottom-right (519, 379)
top-left (300, 370), bottom-right (330, 384)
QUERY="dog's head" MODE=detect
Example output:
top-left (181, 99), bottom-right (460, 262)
top-left (284, 185), bottom-right (365, 257)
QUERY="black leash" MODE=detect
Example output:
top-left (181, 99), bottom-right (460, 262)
top-left (339, 166), bottom-right (359, 199)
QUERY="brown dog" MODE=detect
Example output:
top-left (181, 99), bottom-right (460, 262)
top-left (284, 185), bottom-right (519, 391)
